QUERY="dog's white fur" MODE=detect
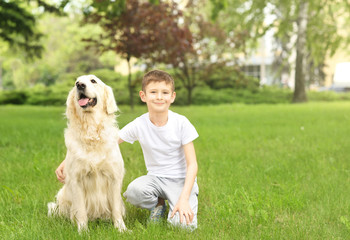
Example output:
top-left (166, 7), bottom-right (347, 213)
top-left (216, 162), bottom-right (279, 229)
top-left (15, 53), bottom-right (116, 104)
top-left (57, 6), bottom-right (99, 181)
top-left (48, 75), bottom-right (126, 232)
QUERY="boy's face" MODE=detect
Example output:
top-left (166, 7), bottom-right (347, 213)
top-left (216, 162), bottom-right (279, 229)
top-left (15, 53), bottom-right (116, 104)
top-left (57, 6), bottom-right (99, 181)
top-left (139, 81), bottom-right (176, 113)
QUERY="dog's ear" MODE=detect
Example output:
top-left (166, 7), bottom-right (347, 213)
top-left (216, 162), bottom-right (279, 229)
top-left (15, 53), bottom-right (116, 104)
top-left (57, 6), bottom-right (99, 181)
top-left (65, 89), bottom-right (76, 120)
top-left (104, 85), bottom-right (118, 115)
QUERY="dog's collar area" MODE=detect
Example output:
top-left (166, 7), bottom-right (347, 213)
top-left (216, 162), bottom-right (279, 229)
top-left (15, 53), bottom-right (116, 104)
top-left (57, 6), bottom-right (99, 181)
top-left (78, 93), bottom-right (97, 108)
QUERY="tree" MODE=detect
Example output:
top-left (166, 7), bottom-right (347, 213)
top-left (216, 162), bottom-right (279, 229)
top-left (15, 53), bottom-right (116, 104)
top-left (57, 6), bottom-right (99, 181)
top-left (293, 0), bottom-right (308, 102)
top-left (0, 0), bottom-right (68, 89)
top-left (143, 0), bottom-right (249, 105)
top-left (0, 0), bottom-right (68, 58)
top-left (212, 0), bottom-right (350, 103)
top-left (83, 0), bottom-right (192, 109)
top-left (1, 13), bottom-right (118, 89)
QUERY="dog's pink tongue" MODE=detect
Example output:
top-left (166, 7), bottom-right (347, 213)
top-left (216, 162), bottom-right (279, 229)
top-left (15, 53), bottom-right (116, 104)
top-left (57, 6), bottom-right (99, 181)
top-left (78, 98), bottom-right (89, 106)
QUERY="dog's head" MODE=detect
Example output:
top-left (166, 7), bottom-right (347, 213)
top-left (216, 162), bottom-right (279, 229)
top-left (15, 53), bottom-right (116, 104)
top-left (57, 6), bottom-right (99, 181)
top-left (66, 75), bottom-right (118, 119)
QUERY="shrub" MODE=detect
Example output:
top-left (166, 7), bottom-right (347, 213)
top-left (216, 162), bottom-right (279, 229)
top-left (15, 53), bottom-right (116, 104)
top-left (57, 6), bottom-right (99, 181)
top-left (2, 79), bottom-right (350, 107)
top-left (90, 69), bottom-right (124, 89)
top-left (55, 73), bottom-right (84, 84)
top-left (204, 66), bottom-right (260, 91)
top-left (243, 86), bottom-right (292, 104)
top-left (308, 91), bottom-right (350, 101)
top-left (0, 90), bottom-right (28, 104)
top-left (24, 84), bottom-right (67, 106)
top-left (190, 86), bottom-right (293, 105)
top-left (26, 94), bottom-right (67, 106)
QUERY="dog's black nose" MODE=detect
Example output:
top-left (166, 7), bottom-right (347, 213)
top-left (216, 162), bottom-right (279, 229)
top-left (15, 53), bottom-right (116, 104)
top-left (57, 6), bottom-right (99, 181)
top-left (76, 82), bottom-right (86, 90)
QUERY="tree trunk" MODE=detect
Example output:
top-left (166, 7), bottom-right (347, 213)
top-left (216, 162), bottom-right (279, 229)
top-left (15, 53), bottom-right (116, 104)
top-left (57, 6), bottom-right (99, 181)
top-left (127, 56), bottom-right (134, 110)
top-left (0, 59), bottom-right (2, 90)
top-left (187, 86), bottom-right (193, 105)
top-left (293, 0), bottom-right (309, 103)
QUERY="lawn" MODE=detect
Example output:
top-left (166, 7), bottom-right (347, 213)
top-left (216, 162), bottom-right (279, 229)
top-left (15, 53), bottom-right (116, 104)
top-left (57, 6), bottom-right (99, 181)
top-left (1, 102), bottom-right (350, 239)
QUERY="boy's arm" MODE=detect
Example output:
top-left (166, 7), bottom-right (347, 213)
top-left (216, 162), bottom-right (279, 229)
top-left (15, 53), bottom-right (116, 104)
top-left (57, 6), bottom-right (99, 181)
top-left (170, 141), bottom-right (198, 225)
top-left (55, 159), bottom-right (66, 183)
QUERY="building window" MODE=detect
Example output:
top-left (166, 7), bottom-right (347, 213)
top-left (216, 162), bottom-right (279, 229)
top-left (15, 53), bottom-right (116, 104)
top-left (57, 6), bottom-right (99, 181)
top-left (242, 65), bottom-right (261, 80)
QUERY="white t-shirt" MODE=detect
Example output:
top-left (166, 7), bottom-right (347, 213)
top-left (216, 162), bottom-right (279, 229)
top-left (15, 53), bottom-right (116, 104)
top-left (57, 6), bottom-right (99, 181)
top-left (119, 110), bottom-right (199, 178)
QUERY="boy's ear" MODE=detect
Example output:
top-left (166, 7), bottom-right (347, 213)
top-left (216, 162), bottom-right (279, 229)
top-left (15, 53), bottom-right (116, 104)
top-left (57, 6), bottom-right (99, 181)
top-left (139, 91), bottom-right (146, 102)
top-left (171, 91), bottom-right (176, 103)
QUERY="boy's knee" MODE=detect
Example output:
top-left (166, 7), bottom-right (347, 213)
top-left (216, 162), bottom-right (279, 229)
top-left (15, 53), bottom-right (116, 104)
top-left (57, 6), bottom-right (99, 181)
top-left (167, 212), bottom-right (197, 230)
top-left (124, 182), bottom-right (143, 201)
top-left (123, 179), bottom-right (158, 209)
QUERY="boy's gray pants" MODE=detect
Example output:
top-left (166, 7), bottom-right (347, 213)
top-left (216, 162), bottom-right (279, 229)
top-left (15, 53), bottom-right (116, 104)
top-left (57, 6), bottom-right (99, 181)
top-left (123, 175), bottom-right (199, 229)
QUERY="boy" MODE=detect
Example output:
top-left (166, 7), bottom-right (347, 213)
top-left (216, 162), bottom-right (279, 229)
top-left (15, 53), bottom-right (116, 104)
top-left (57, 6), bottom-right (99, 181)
top-left (55, 70), bottom-right (199, 229)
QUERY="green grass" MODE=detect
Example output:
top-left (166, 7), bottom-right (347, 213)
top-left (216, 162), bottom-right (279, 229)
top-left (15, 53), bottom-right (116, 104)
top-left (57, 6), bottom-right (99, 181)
top-left (1, 102), bottom-right (350, 239)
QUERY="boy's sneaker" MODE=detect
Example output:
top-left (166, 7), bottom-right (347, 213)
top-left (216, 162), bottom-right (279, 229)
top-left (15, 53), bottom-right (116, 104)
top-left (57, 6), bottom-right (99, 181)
top-left (149, 204), bottom-right (167, 223)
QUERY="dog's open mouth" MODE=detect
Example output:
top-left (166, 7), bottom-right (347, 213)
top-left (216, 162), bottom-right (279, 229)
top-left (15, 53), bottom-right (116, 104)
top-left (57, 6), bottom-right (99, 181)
top-left (78, 94), bottom-right (97, 108)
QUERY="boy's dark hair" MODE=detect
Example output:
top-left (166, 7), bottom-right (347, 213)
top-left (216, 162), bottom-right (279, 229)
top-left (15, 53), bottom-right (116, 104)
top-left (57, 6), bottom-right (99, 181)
top-left (142, 70), bottom-right (175, 92)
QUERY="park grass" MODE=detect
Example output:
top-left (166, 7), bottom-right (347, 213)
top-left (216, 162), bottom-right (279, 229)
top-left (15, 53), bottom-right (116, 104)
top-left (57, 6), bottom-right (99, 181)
top-left (1, 102), bottom-right (350, 239)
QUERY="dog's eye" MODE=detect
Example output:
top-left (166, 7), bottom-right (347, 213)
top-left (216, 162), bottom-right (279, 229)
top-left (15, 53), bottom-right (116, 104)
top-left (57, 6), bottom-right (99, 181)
top-left (91, 79), bottom-right (97, 84)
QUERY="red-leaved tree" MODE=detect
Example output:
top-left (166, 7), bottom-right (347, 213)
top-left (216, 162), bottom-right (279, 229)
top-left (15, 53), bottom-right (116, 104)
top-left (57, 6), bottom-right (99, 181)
top-left (83, 0), bottom-right (193, 109)
top-left (144, 1), bottom-right (249, 104)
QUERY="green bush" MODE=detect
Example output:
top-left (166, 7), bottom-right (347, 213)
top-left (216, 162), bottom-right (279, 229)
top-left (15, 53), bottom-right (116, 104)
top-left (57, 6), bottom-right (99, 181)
top-left (192, 88), bottom-right (235, 105)
top-left (90, 69), bottom-right (125, 89)
top-left (171, 88), bottom-right (188, 106)
top-left (26, 94), bottom-right (67, 106)
top-left (308, 91), bottom-right (350, 101)
top-left (190, 86), bottom-right (293, 105)
top-left (2, 78), bottom-right (350, 106)
top-left (24, 83), bottom-right (68, 106)
top-left (241, 86), bottom-right (293, 104)
top-left (204, 65), bottom-right (260, 91)
top-left (0, 90), bottom-right (28, 104)
top-left (55, 73), bottom-right (84, 84)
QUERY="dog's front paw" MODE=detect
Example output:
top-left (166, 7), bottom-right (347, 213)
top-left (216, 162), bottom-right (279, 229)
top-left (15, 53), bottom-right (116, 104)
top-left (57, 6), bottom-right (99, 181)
top-left (114, 219), bottom-right (127, 232)
top-left (77, 221), bottom-right (88, 233)
top-left (47, 202), bottom-right (58, 217)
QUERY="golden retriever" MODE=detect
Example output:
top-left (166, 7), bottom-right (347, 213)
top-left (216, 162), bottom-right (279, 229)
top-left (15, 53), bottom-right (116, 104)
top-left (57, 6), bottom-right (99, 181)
top-left (48, 75), bottom-right (126, 232)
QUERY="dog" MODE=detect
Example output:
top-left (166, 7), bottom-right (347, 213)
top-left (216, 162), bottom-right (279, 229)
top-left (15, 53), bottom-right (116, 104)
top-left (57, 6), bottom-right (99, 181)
top-left (48, 75), bottom-right (126, 232)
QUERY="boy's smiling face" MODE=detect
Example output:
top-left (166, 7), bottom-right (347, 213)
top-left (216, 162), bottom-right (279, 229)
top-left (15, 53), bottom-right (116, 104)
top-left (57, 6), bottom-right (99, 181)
top-left (139, 81), bottom-right (176, 114)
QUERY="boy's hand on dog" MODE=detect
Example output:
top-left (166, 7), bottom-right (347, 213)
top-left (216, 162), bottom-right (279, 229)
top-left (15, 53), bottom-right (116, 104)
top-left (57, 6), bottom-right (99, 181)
top-left (170, 199), bottom-right (194, 225)
top-left (55, 160), bottom-right (66, 183)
